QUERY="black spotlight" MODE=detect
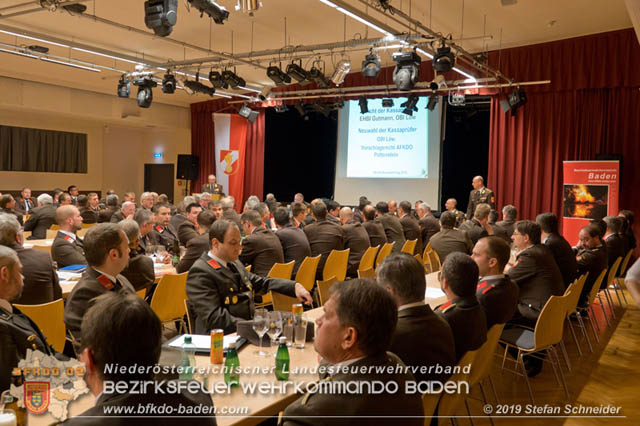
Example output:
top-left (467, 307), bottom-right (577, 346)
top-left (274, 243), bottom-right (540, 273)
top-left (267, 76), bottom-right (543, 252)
top-left (208, 70), bottom-right (228, 89)
top-left (503, 88), bottom-right (527, 115)
top-left (392, 50), bottom-right (421, 91)
top-left (239, 104), bottom-right (259, 123)
top-left (308, 66), bottom-right (330, 89)
top-left (144, 0), bottom-right (178, 37)
top-left (117, 75), bottom-right (130, 98)
top-left (187, 0), bottom-right (229, 25)
top-left (362, 50), bottom-right (381, 78)
top-left (401, 94), bottom-right (419, 116)
top-left (221, 69), bottom-right (245, 89)
top-left (266, 64), bottom-right (291, 86)
top-left (184, 80), bottom-right (216, 96)
top-left (286, 61), bottom-right (310, 85)
top-left (161, 73), bottom-right (176, 94)
top-left (382, 98), bottom-right (394, 108)
top-left (426, 94), bottom-right (439, 111)
top-left (133, 78), bottom-right (157, 108)
top-left (294, 101), bottom-right (309, 120)
top-left (358, 97), bottom-right (368, 114)
top-left (432, 44), bottom-right (455, 73)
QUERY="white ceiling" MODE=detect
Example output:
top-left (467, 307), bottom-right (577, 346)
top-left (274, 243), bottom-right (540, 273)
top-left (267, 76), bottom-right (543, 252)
top-left (0, 0), bottom-right (633, 108)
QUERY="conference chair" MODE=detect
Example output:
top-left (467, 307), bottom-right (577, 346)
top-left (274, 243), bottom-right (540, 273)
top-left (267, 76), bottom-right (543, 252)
top-left (357, 245), bottom-right (379, 275)
top-left (564, 274), bottom-right (593, 354)
top-left (32, 245), bottom-right (51, 254)
top-left (245, 265), bottom-right (252, 273)
top-left (295, 255), bottom-right (321, 292)
top-left (22, 231), bottom-right (31, 239)
top-left (323, 248), bottom-right (350, 282)
top-left (316, 276), bottom-right (338, 306)
top-left (81, 223), bottom-right (97, 229)
top-left (15, 299), bottom-right (66, 353)
top-left (414, 253), bottom-right (423, 264)
top-left (401, 239), bottom-right (417, 255)
top-left (46, 229), bottom-right (58, 239)
top-left (270, 291), bottom-right (299, 312)
top-left (258, 261), bottom-right (296, 308)
top-left (606, 256), bottom-right (624, 307)
top-left (615, 249), bottom-right (634, 305)
top-left (584, 269), bottom-right (608, 341)
top-left (375, 242), bottom-right (395, 269)
top-left (500, 295), bottom-right (570, 403)
top-left (76, 228), bottom-right (90, 238)
top-left (150, 273), bottom-right (188, 333)
top-left (467, 323), bottom-right (506, 408)
top-left (49, 224), bottom-right (60, 231)
top-left (135, 288), bottom-right (147, 299)
top-left (437, 348), bottom-right (479, 425)
top-left (357, 268), bottom-right (375, 279)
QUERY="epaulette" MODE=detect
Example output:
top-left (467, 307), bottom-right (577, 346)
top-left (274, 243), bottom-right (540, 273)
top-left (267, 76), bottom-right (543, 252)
top-left (96, 274), bottom-right (114, 291)
top-left (207, 258), bottom-right (221, 270)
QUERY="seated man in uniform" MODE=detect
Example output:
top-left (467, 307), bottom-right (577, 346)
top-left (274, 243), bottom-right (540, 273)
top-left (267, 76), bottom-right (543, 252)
top-left (119, 219), bottom-right (155, 292)
top-left (444, 198), bottom-right (466, 228)
top-left (176, 210), bottom-right (217, 274)
top-left (429, 211), bottom-right (473, 263)
top-left (459, 203), bottom-right (493, 246)
top-left (239, 209), bottom-right (284, 277)
top-left (398, 200), bottom-right (423, 256)
top-left (281, 279), bottom-right (424, 425)
top-left (471, 236), bottom-right (519, 328)
top-left (536, 212), bottom-right (578, 289)
top-left (151, 203), bottom-right (179, 254)
top-left (274, 207), bottom-right (311, 277)
top-left (63, 292), bottom-right (215, 425)
top-left (339, 207), bottom-right (371, 277)
top-left (110, 201), bottom-right (136, 224)
top-left (497, 205), bottom-right (517, 238)
top-left (77, 194), bottom-right (97, 224)
top-left (374, 201), bottom-right (406, 253)
top-left (64, 223), bottom-right (135, 349)
top-left (178, 202), bottom-right (203, 246)
top-left (51, 205), bottom-right (87, 268)
top-left (303, 200), bottom-right (344, 279)
top-left (416, 202), bottom-right (440, 248)
top-left (377, 253), bottom-right (456, 383)
top-left (436, 252), bottom-right (488, 362)
top-left (186, 219), bottom-right (311, 334)
top-left (361, 204), bottom-right (386, 248)
top-left (603, 216), bottom-right (626, 268)
top-left (575, 223), bottom-right (608, 307)
top-left (0, 246), bottom-right (59, 392)
top-left (23, 193), bottom-right (57, 239)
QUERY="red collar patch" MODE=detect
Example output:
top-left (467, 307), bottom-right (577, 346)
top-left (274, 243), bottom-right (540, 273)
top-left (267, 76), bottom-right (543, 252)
top-left (64, 235), bottom-right (74, 243)
top-left (155, 225), bottom-right (163, 232)
top-left (438, 300), bottom-right (452, 311)
top-left (207, 258), bottom-right (221, 270)
top-left (477, 281), bottom-right (488, 290)
top-left (482, 286), bottom-right (495, 294)
top-left (96, 274), bottom-right (114, 290)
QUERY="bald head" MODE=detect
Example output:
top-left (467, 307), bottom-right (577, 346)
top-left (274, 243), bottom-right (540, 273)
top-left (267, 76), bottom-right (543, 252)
top-left (445, 198), bottom-right (457, 211)
top-left (339, 207), bottom-right (353, 224)
top-left (472, 176), bottom-right (485, 190)
top-left (57, 205), bottom-right (82, 232)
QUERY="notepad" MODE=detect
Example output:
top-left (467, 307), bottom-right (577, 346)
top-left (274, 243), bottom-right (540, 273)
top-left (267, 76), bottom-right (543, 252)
top-left (59, 264), bottom-right (87, 272)
top-left (425, 287), bottom-right (446, 299)
top-left (168, 334), bottom-right (240, 352)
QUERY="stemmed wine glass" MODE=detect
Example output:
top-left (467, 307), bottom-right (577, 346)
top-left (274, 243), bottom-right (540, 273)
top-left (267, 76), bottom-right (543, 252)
top-left (252, 308), bottom-right (268, 356)
top-left (266, 311), bottom-right (283, 355)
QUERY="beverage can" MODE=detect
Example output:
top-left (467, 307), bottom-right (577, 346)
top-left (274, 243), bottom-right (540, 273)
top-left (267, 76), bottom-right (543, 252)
top-left (292, 304), bottom-right (303, 315)
top-left (210, 329), bottom-right (224, 364)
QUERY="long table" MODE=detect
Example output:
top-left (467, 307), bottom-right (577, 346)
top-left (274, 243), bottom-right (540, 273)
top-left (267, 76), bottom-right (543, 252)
top-left (30, 272), bottom-right (446, 425)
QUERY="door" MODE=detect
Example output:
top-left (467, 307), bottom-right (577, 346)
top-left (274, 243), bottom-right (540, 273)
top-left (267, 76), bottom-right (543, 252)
top-left (144, 163), bottom-right (174, 203)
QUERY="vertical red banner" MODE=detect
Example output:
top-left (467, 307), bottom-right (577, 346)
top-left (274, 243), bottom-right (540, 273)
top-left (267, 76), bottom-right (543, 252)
top-left (562, 161), bottom-right (620, 246)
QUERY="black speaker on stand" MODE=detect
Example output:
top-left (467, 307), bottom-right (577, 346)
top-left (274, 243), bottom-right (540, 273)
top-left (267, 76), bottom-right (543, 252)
top-left (177, 155), bottom-right (199, 195)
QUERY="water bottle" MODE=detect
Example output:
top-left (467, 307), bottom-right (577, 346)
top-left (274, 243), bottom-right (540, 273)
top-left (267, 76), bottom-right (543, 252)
top-left (179, 335), bottom-right (197, 380)
top-left (224, 342), bottom-right (240, 386)
top-left (275, 336), bottom-right (290, 381)
top-left (172, 240), bottom-right (180, 265)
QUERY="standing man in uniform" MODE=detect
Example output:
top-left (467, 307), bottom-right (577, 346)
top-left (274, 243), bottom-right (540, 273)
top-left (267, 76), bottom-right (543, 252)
top-left (202, 174), bottom-right (225, 196)
top-left (466, 176), bottom-right (495, 220)
top-left (444, 198), bottom-right (466, 228)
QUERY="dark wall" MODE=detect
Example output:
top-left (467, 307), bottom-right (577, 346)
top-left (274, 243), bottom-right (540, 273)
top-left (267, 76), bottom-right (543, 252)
top-left (264, 107), bottom-right (338, 203)
top-left (440, 98), bottom-right (491, 213)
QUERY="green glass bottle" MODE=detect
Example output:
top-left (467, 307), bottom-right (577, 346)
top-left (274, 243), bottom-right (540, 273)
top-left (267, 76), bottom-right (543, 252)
top-left (179, 335), bottom-right (196, 380)
top-left (275, 336), bottom-right (290, 381)
top-left (224, 341), bottom-right (240, 386)
top-left (172, 240), bottom-right (180, 266)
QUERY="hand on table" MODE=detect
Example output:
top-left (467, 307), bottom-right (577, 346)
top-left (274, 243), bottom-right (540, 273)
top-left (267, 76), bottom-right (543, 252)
top-left (294, 283), bottom-right (313, 305)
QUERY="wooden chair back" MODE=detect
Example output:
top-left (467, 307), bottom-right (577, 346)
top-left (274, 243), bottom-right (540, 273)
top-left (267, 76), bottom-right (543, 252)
top-left (427, 249), bottom-right (441, 273)
top-left (295, 255), bottom-right (321, 292)
top-left (150, 273), bottom-right (188, 326)
top-left (437, 349), bottom-right (478, 423)
top-left (375, 242), bottom-right (395, 268)
top-left (45, 229), bottom-right (58, 239)
top-left (14, 299), bottom-right (66, 353)
top-left (357, 268), bottom-right (375, 279)
top-left (316, 276), bottom-right (338, 306)
top-left (358, 245), bottom-right (379, 273)
top-left (258, 261), bottom-right (296, 307)
top-left (606, 256), bottom-right (623, 288)
top-left (469, 323), bottom-right (506, 387)
top-left (32, 245), bottom-right (51, 254)
top-left (533, 295), bottom-right (568, 349)
top-left (184, 300), bottom-right (194, 334)
top-left (271, 292), bottom-right (300, 312)
top-left (587, 269), bottom-right (608, 307)
top-left (401, 239), bottom-right (417, 254)
top-left (618, 249), bottom-right (634, 278)
top-left (323, 249), bottom-right (350, 282)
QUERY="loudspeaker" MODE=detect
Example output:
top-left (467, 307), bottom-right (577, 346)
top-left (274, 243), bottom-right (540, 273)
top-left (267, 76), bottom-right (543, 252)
top-left (176, 154), bottom-right (199, 180)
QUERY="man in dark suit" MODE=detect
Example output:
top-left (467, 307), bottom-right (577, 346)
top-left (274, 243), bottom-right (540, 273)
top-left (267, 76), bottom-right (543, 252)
top-left (444, 198), bottom-right (466, 228)
top-left (0, 213), bottom-right (61, 305)
top-left (273, 207), bottom-right (311, 277)
top-left (375, 201), bottom-right (406, 253)
top-left (63, 292), bottom-right (216, 426)
top-left (51, 205), bottom-right (87, 268)
top-left (378, 253), bottom-right (456, 383)
top-left (77, 194), bottom-right (97, 224)
top-left (303, 200), bottom-right (345, 279)
top-left (23, 193), bottom-right (57, 239)
top-left (87, 192), bottom-right (102, 213)
top-left (459, 203), bottom-right (493, 246)
top-left (97, 194), bottom-right (120, 223)
top-left (466, 175), bottom-right (495, 220)
top-left (178, 203), bottom-right (203, 246)
top-left (603, 216), bottom-right (626, 268)
top-left (437, 252), bottom-right (488, 362)
top-left (281, 280), bottom-right (423, 425)
top-left (325, 199), bottom-right (341, 225)
top-left (201, 174), bottom-right (224, 196)
top-left (176, 210), bottom-right (216, 274)
top-left (416, 202), bottom-right (440, 248)
top-left (0, 194), bottom-right (23, 225)
top-left (575, 223), bottom-right (609, 306)
top-left (290, 202), bottom-right (307, 229)
top-left (471, 236), bottom-right (519, 328)
top-left (119, 219), bottom-right (155, 292)
top-left (15, 187), bottom-right (35, 215)
top-left (536, 212), bottom-right (578, 288)
top-left (151, 203), bottom-right (179, 254)
top-left (186, 220), bottom-right (312, 334)
top-left (239, 209), bottom-right (284, 277)
top-left (497, 205), bottom-right (517, 238)
top-left (339, 207), bottom-right (371, 277)
top-left (398, 200), bottom-right (423, 256)
top-left (0, 246), bottom-right (58, 393)
top-left (429, 211), bottom-right (473, 263)
top-left (109, 201), bottom-right (136, 224)
top-left (362, 205), bottom-right (387, 248)
top-left (506, 220), bottom-right (564, 326)
top-left (64, 223), bottom-right (136, 348)
top-left (488, 209), bottom-right (511, 243)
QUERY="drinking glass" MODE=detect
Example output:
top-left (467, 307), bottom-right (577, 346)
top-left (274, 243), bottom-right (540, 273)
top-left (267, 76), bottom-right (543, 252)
top-left (294, 316), bottom-right (308, 349)
top-left (266, 311), bottom-right (283, 354)
top-left (252, 308), bottom-right (268, 356)
top-left (282, 312), bottom-right (295, 347)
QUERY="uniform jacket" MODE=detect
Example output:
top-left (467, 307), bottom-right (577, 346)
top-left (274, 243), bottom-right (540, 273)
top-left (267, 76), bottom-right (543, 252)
top-left (109, 210), bottom-right (125, 223)
top-left (51, 231), bottom-right (87, 268)
top-left (176, 233), bottom-right (210, 274)
top-left (576, 244), bottom-right (608, 304)
top-left (544, 233), bottom-right (578, 288)
top-left (202, 183), bottom-right (224, 195)
top-left (375, 213), bottom-right (406, 253)
top-left (303, 219), bottom-right (344, 279)
top-left (178, 220), bottom-right (199, 246)
top-left (121, 251), bottom-right (155, 291)
top-left (97, 206), bottom-right (119, 223)
top-left (79, 207), bottom-right (98, 224)
top-left (23, 204), bottom-right (57, 239)
top-left (137, 233), bottom-right (158, 256)
top-left (10, 243), bottom-right (61, 305)
top-left (419, 213), bottom-right (440, 248)
top-left (437, 297), bottom-right (488, 362)
top-left (476, 275), bottom-right (519, 328)
top-left (489, 222), bottom-right (511, 244)
top-left (15, 197), bottom-right (36, 215)
top-left (362, 220), bottom-right (387, 248)
top-left (604, 233), bottom-right (626, 269)
top-left (186, 253), bottom-right (296, 334)
top-left (341, 220), bottom-right (371, 276)
top-left (496, 219), bottom-right (516, 238)
top-left (169, 213), bottom-right (188, 231)
top-left (459, 218), bottom-right (489, 246)
top-left (151, 224), bottom-right (179, 254)
top-left (399, 214), bottom-right (423, 256)
top-left (466, 187), bottom-right (495, 219)
top-left (450, 209), bottom-right (466, 228)
top-left (429, 228), bottom-right (473, 263)
top-left (239, 226), bottom-right (285, 277)
top-left (275, 225), bottom-right (312, 277)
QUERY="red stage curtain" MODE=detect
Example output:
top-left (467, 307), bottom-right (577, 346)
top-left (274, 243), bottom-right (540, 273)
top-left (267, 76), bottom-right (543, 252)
top-left (243, 110), bottom-right (265, 203)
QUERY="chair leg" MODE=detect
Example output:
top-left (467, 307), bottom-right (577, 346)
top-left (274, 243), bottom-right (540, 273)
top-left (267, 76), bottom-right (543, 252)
top-left (501, 344), bottom-right (509, 372)
top-left (566, 315), bottom-right (582, 356)
top-left (559, 340), bottom-right (572, 372)
top-left (551, 346), bottom-right (570, 399)
top-left (613, 285), bottom-right (624, 307)
top-left (576, 311), bottom-right (593, 353)
top-left (487, 375), bottom-right (500, 405)
top-left (518, 351), bottom-right (534, 404)
top-left (597, 294), bottom-right (612, 327)
top-left (464, 398), bottom-right (474, 426)
top-left (478, 382), bottom-right (495, 426)
top-left (589, 305), bottom-right (601, 336)
top-left (617, 278), bottom-right (629, 304)
top-left (547, 349), bottom-right (562, 386)
top-left (605, 289), bottom-right (617, 319)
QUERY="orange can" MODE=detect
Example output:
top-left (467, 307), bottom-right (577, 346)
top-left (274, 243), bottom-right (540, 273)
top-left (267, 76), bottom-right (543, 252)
top-left (210, 329), bottom-right (224, 364)
top-left (292, 304), bottom-right (303, 316)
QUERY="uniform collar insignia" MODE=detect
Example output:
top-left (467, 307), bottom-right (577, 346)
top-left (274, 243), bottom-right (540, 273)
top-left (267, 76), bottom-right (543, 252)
top-left (96, 274), bottom-right (114, 290)
top-left (207, 258), bottom-right (221, 270)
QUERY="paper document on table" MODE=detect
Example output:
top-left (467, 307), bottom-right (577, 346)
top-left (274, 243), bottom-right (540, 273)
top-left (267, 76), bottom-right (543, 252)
top-left (168, 334), bottom-right (239, 352)
top-left (425, 287), bottom-right (446, 299)
top-left (57, 271), bottom-right (82, 281)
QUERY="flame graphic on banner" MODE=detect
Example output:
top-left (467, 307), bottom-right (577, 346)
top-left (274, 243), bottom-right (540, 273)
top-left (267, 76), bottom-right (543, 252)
top-left (571, 185), bottom-right (596, 203)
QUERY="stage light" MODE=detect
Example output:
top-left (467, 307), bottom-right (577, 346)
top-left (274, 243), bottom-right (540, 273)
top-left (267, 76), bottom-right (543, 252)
top-left (187, 0), bottom-right (229, 25)
top-left (448, 92), bottom-right (465, 106)
top-left (184, 80), bottom-right (216, 96)
top-left (162, 73), bottom-right (176, 94)
top-left (266, 65), bottom-right (291, 86)
top-left (236, 0), bottom-right (261, 15)
top-left (309, 66), bottom-right (331, 88)
top-left (221, 69), bottom-right (246, 89)
top-left (392, 50), bottom-right (420, 91)
top-left (429, 74), bottom-right (447, 91)
top-left (361, 50), bottom-right (381, 78)
top-left (358, 97), bottom-right (368, 114)
top-left (508, 88), bottom-right (527, 114)
top-left (432, 43), bottom-right (455, 73)
top-left (378, 0), bottom-right (391, 10)
top-left (133, 78), bottom-right (157, 108)
top-left (144, 0), bottom-right (178, 37)
top-left (274, 104), bottom-right (288, 113)
top-left (310, 103), bottom-right (331, 118)
top-left (294, 101), bottom-right (309, 120)
top-left (258, 87), bottom-right (271, 101)
top-left (401, 94), bottom-right (419, 116)
top-left (426, 94), bottom-right (438, 111)
top-left (239, 104), bottom-right (259, 123)
top-left (382, 98), bottom-right (394, 108)
top-left (286, 61), bottom-right (310, 85)
top-left (117, 75), bottom-right (130, 98)
top-left (209, 70), bottom-right (228, 89)
top-left (331, 59), bottom-right (350, 86)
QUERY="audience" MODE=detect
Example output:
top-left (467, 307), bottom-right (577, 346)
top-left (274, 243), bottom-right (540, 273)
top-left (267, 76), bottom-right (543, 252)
top-left (488, 209), bottom-right (511, 242)
top-left (176, 210), bottom-right (216, 274)
top-left (273, 206), bottom-right (311, 276)
top-left (77, 194), bottom-right (97, 224)
top-left (140, 192), bottom-right (154, 210)
top-left (618, 210), bottom-right (636, 252)
top-left (15, 187), bottom-right (34, 214)
top-left (444, 197), bottom-right (465, 228)
top-left (290, 202), bottom-right (307, 229)
top-left (339, 206), bottom-right (371, 277)
top-left (398, 200), bottom-right (423, 256)
top-left (151, 203), bottom-right (179, 254)
top-left (361, 204), bottom-right (387, 248)
top-left (536, 212), bottom-right (578, 288)
top-left (603, 216), bottom-right (626, 268)
top-left (97, 194), bottom-right (119, 223)
top-left (51, 205), bottom-right (87, 268)
top-left (0, 194), bottom-right (23, 225)
top-left (429, 211), bottom-right (473, 262)
top-left (415, 202), bottom-right (440, 248)
top-left (178, 202), bottom-right (202, 245)
top-left (575, 223), bottom-right (609, 306)
top-left (110, 201), bottom-right (136, 223)
top-left (239, 209), bottom-right (284, 276)
top-left (23, 193), bottom-right (57, 239)
top-left (497, 205), bottom-right (518, 237)
top-left (375, 201), bottom-right (406, 253)
top-left (303, 200), bottom-right (345, 279)
top-left (459, 203), bottom-right (493, 245)
top-left (119, 219), bottom-right (155, 291)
